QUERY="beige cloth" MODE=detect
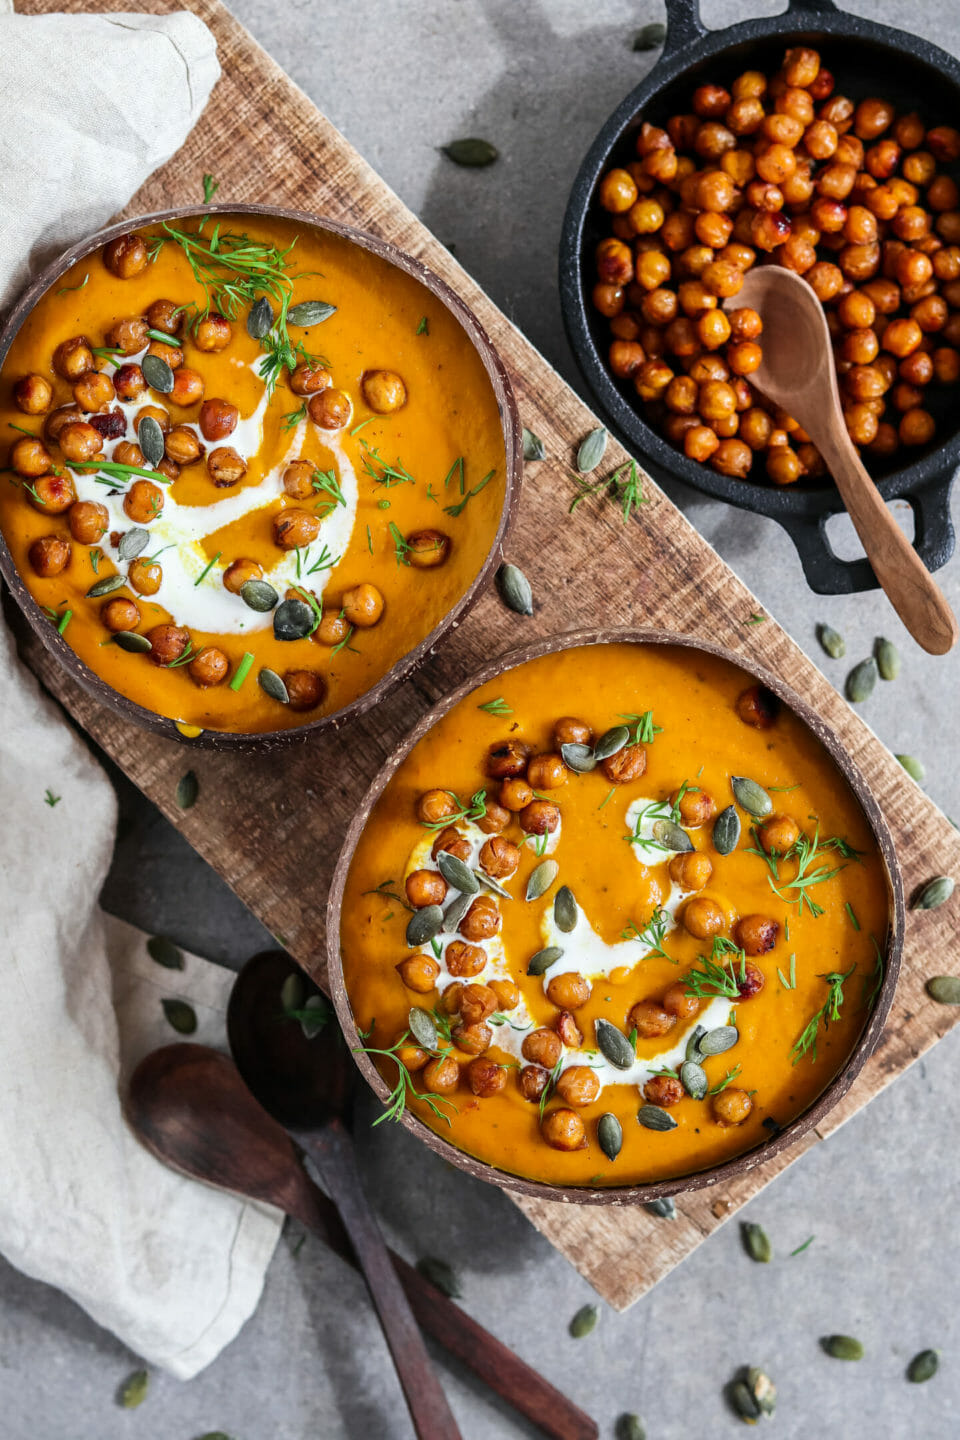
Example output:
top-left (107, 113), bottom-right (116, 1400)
top-left (0, 7), bottom-right (283, 1379)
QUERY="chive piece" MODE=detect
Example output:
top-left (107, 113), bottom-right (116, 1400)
top-left (193, 550), bottom-right (222, 586)
top-left (229, 651), bottom-right (254, 691)
top-left (57, 609), bottom-right (72, 635)
top-left (416, 316), bottom-right (429, 335)
top-left (145, 327), bottom-right (183, 347)
top-left (844, 901), bottom-right (860, 930)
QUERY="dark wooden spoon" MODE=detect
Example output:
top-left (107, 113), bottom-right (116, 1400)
top-left (126, 1042), bottom-right (598, 1440)
top-left (225, 950), bottom-right (461, 1439)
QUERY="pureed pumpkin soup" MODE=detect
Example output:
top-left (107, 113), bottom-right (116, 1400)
top-left (340, 641), bottom-right (891, 1188)
top-left (0, 213), bottom-right (507, 733)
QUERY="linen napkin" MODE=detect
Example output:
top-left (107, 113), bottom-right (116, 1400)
top-left (0, 6), bottom-right (284, 1379)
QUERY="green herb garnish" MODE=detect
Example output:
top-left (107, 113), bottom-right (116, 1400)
top-left (791, 966), bottom-right (855, 1063)
top-left (229, 651), bottom-right (255, 691)
top-left (478, 697), bottom-right (512, 716)
top-left (193, 550), bottom-right (222, 587)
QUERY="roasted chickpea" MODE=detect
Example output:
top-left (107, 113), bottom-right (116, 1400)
top-left (188, 646), bottom-right (230, 688)
top-left (934, 347), bottom-right (960, 383)
top-left (305, 385), bottom-right (353, 430)
top-left (460, 895), bottom-right (500, 942)
top-left (662, 981), bottom-right (701, 1022)
top-left (599, 167), bottom-right (639, 213)
top-left (713, 1088), bottom-right (753, 1125)
top-left (487, 979), bottom-right (519, 1014)
top-left (146, 299), bottom-right (182, 335)
top-left (519, 799), bottom-right (560, 835)
top-left (273, 508), bottom-right (321, 550)
top-left (169, 367), bottom-right (205, 407)
top-left (361, 369), bottom-right (407, 413)
top-left (24, 473), bottom-right (74, 515)
top-left (452, 1020), bottom-right (493, 1056)
top-left (477, 798), bottom-right (511, 835)
top-left (397, 1044), bottom-right (428, 1073)
top-left (135, 404), bottom-right (171, 436)
top-left (28, 534), bottom-right (71, 577)
top-left (423, 1056), bottom-right (459, 1093)
top-left (127, 558), bottom-right (161, 595)
top-left (124, 479), bottom-right (164, 524)
top-left (699, 309), bottom-right (732, 350)
top-left (194, 313), bottom-right (232, 352)
top-left (467, 1058), bottom-right (507, 1098)
top-left (199, 398), bottom-right (239, 441)
top-left (669, 785), bottom-right (716, 827)
top-left (541, 1107), bottom-right (587, 1151)
top-left (758, 814), bottom-right (800, 854)
top-left (222, 558), bottom-right (262, 595)
top-left (405, 869), bottom-right (448, 909)
top-left (928, 125), bottom-right (960, 162)
top-left (165, 424), bottom-right (203, 466)
top-left (555, 1066), bottom-right (601, 1106)
top-left (627, 999), bottom-right (676, 1039)
top-left (207, 447), bottom-right (247, 488)
top-left (67, 499), bottom-right (108, 544)
top-left (11, 435), bottom-right (53, 477)
top-left (287, 668), bottom-right (327, 711)
top-left (644, 1074), bottom-right (685, 1107)
top-left (405, 529), bottom-right (450, 569)
top-left (145, 339), bottom-right (183, 372)
top-left (668, 851), bottom-right (713, 891)
top-left (110, 363), bottom-right (146, 402)
top-left (282, 460), bottom-right (315, 500)
top-left (522, 753), bottom-right (566, 792)
top-left (733, 910), bottom-right (779, 955)
top-left (518, 1065), bottom-right (549, 1102)
top-left (479, 835), bottom-right (520, 879)
top-left (683, 896), bottom-right (725, 939)
top-left (13, 374), bottom-right (53, 414)
top-left (486, 739), bottom-right (530, 780)
top-left (147, 623), bottom-right (189, 666)
top-left (443, 942), bottom-right (487, 983)
top-left (736, 683), bottom-right (780, 729)
top-left (545, 972), bottom-right (591, 1011)
top-left (458, 983), bottom-right (498, 1027)
top-left (314, 609), bottom-right (351, 646)
top-left (497, 777), bottom-right (532, 813)
top-left (98, 596), bottom-right (140, 633)
top-left (900, 408), bottom-right (936, 445)
top-left (602, 742), bottom-right (647, 785)
top-left (853, 97), bottom-right (895, 141)
top-left (431, 825), bottom-right (471, 863)
top-left (740, 408), bottom-right (774, 450)
top-left (521, 1027), bottom-right (561, 1070)
top-left (103, 233), bottom-right (148, 278)
top-left (883, 317), bottom-right (923, 358)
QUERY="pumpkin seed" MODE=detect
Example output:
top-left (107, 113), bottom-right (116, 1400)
top-left (911, 875), bottom-right (955, 911)
top-left (594, 724), bottom-right (629, 761)
top-left (680, 1059), bottom-right (707, 1099)
top-left (118, 527), bottom-right (150, 561)
top-left (287, 300), bottom-right (336, 326)
top-left (137, 414), bottom-right (165, 465)
top-left (280, 973), bottom-right (304, 1013)
top-left (247, 295), bottom-right (274, 339)
top-left (240, 578), bottom-right (279, 612)
top-left (712, 804), bottom-right (741, 855)
top-left (406, 905), bottom-right (443, 947)
top-left (596, 1017), bottom-right (635, 1069)
top-left (436, 851), bottom-right (480, 895)
top-left (142, 353), bottom-right (174, 393)
top-left (821, 1334), bottom-right (864, 1361)
top-left (637, 1103), bottom-right (677, 1132)
top-left (258, 668), bottom-right (289, 704)
top-left (645, 1198), bottom-right (676, 1220)
top-left (526, 858), bottom-right (559, 901)
top-left (196, 1433), bottom-right (232, 1439)
top-left (846, 656), bottom-right (878, 703)
top-left (926, 975), bottom-right (960, 1004)
top-left (896, 753), bottom-right (926, 783)
top-left (496, 562), bottom-right (533, 616)
top-left (522, 426), bottom-right (545, 461)
top-left (442, 137), bottom-right (499, 167)
top-left (416, 1256), bottom-right (462, 1297)
top-left (527, 945), bottom-right (564, 976)
top-left (408, 1006), bottom-right (439, 1051)
top-left (273, 597), bottom-right (315, 640)
top-left (730, 1379), bottom-right (762, 1422)
top-left (685, 1024), bottom-right (706, 1063)
top-left (817, 623), bottom-right (846, 659)
top-left (907, 1349), bottom-right (939, 1383)
top-left (652, 817), bottom-right (693, 852)
top-left (731, 775), bottom-right (772, 818)
top-left (569, 1304), bottom-right (598, 1338)
top-left (560, 741), bottom-right (597, 774)
top-left (118, 1368), bottom-right (149, 1409)
top-left (299, 995), bottom-right (328, 1039)
top-left (741, 1221), bottom-right (771, 1263)
top-left (746, 1367), bottom-right (777, 1416)
top-left (443, 892), bottom-right (472, 933)
top-left (598, 1112), bottom-right (623, 1161)
top-left (554, 885), bottom-right (578, 932)
top-left (699, 1024), bottom-right (738, 1057)
top-left (113, 630), bottom-right (152, 653)
top-left (175, 770), bottom-right (199, 809)
top-left (632, 21), bottom-right (666, 49)
top-left (875, 636), bottom-right (900, 680)
top-left (477, 870), bottom-right (512, 900)
top-left (576, 426), bottom-right (607, 474)
top-left (86, 573), bottom-right (127, 598)
top-left (162, 998), bottom-right (197, 1035)
top-left (147, 935), bottom-right (183, 970)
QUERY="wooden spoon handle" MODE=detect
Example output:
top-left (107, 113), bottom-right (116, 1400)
top-left (816, 426), bottom-right (958, 655)
top-left (295, 1120), bottom-right (463, 1440)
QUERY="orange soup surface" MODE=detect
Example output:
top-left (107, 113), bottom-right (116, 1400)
top-left (341, 642), bottom-right (891, 1187)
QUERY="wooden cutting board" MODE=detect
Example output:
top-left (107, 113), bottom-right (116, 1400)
top-left (14, 0), bottom-right (960, 1312)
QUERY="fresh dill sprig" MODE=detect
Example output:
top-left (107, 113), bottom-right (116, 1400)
top-left (311, 468), bottom-right (346, 514)
top-left (569, 457), bottom-right (649, 523)
top-left (776, 953), bottom-right (797, 990)
top-left (359, 439), bottom-right (417, 489)
top-left (625, 800), bottom-right (672, 854)
top-left (669, 779), bottom-right (699, 825)
top-left (621, 906), bottom-right (675, 962)
top-left (361, 879), bottom-right (413, 912)
top-left (539, 1055), bottom-right (565, 1122)
top-left (388, 522), bottom-right (413, 567)
top-left (282, 402), bottom-right (307, 431)
top-left (790, 966), bottom-right (855, 1064)
top-left (768, 825), bottom-right (860, 918)
top-left (707, 1064), bottom-right (742, 1094)
top-left (444, 468), bottom-right (494, 517)
top-left (355, 1030), bottom-right (458, 1127)
top-left (685, 937), bottom-right (747, 999)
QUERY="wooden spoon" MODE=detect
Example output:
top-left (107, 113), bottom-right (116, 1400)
top-left (126, 1042), bottom-right (598, 1440)
top-left (731, 266), bottom-right (958, 655)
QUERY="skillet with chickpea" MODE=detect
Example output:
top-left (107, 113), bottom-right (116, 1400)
top-left (591, 44), bottom-right (960, 486)
top-left (340, 641), bottom-right (890, 1188)
top-left (0, 214), bottom-right (506, 734)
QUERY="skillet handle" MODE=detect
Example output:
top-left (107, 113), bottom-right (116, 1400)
top-left (786, 0), bottom-right (839, 12)
top-left (662, 0), bottom-right (706, 57)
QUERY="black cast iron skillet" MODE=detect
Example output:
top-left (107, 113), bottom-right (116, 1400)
top-left (560, 0), bottom-right (960, 595)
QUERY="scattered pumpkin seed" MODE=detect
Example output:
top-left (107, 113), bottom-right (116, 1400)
top-left (598, 1112), bottom-right (623, 1161)
top-left (137, 414), bottom-right (165, 465)
top-left (651, 817), bottom-right (693, 852)
top-left (408, 1006), bottom-right (439, 1051)
top-left (113, 630), bottom-right (152, 653)
top-left (632, 21), bottom-right (666, 49)
top-left (196, 1434), bottom-right (232, 1440)
top-left (162, 998), bottom-right (197, 1035)
top-left (118, 1368), bottom-right (149, 1409)
top-left (576, 426), bottom-right (607, 474)
top-left (569, 1304), bottom-right (598, 1338)
top-left (821, 1334), bottom-right (864, 1360)
top-left (406, 906), bottom-right (443, 947)
top-left (596, 1017), bottom-right (635, 1069)
top-left (907, 1349), bottom-right (939, 1383)
top-left (731, 775), bottom-right (773, 819)
top-left (730, 1378), bottom-right (761, 1423)
top-left (175, 770), bottom-right (199, 809)
top-left (240, 577), bottom-right (279, 612)
top-left (912, 875), bottom-right (955, 911)
top-left (741, 1221), bottom-right (772, 1263)
top-left (528, 945), bottom-right (564, 976)
top-left (273, 596), bottom-right (315, 640)
top-left (699, 1024), bottom-right (738, 1057)
top-left (746, 1367), bottom-right (777, 1416)
top-left (436, 851), bottom-right (480, 895)
top-left (594, 724), bottom-right (629, 761)
top-left (926, 975), bottom-right (960, 1004)
top-left (846, 656), bottom-right (878, 703)
top-left (258, 668), bottom-right (290, 704)
top-left (554, 885), bottom-right (578, 932)
top-left (522, 426), bottom-right (545, 461)
top-left (247, 295), bottom-right (274, 339)
top-left (560, 741), bottom-right (597, 773)
top-left (442, 137), bottom-right (498, 166)
top-left (416, 1256), bottom-right (462, 1297)
top-left (299, 995), bottom-right (328, 1039)
top-left (147, 935), bottom-right (183, 970)
top-left (713, 804), bottom-right (741, 855)
top-left (875, 636), bottom-right (900, 680)
top-left (638, 1103), bottom-right (677, 1131)
top-left (896, 753), bottom-right (926, 783)
top-left (287, 300), bottom-right (336, 326)
top-left (526, 858), bottom-right (559, 900)
top-left (118, 527), bottom-right (150, 562)
top-left (496, 562), bottom-right (534, 616)
top-left (615, 1415), bottom-right (646, 1440)
top-left (680, 1059), bottom-right (707, 1100)
top-left (142, 353), bottom-right (174, 393)
top-left (645, 1198), bottom-right (676, 1220)
top-left (281, 973), bottom-right (304, 1013)
top-left (443, 892), bottom-right (472, 933)
top-left (476, 870), bottom-right (512, 900)
top-left (816, 623), bottom-right (845, 659)
top-left (685, 1024), bottom-right (707, 1063)
top-left (86, 573), bottom-right (127, 598)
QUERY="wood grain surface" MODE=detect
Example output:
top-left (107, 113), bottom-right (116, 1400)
top-left (13, 0), bottom-right (960, 1311)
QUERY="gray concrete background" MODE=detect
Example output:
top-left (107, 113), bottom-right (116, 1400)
top-left (5, 1), bottom-right (960, 1437)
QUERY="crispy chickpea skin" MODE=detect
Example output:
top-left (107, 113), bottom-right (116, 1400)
top-left (283, 460), bottom-right (315, 499)
top-left (546, 972), bottom-right (592, 1010)
top-left (103, 234), bottom-right (148, 278)
top-left (223, 558), bottom-right (263, 593)
top-left (13, 374), bottom-right (53, 414)
top-left (406, 529), bottom-right (450, 568)
top-left (128, 558), bottom-right (162, 595)
top-left (527, 752), bottom-right (567, 790)
top-left (397, 1044), bottom-right (429, 1073)
top-left (669, 786), bottom-right (717, 827)
top-left (28, 535), bottom-right (71, 576)
top-left (288, 364), bottom-right (331, 397)
top-left (459, 983), bottom-right (498, 1026)
top-left (431, 824), bottom-right (471, 863)
top-left (519, 1064), bottom-right (550, 1101)
top-left (114, 364), bottom-right (147, 402)
top-left (553, 716), bottom-right (592, 748)
top-left (273, 509), bottom-right (321, 550)
top-left (452, 1020), bottom-right (493, 1055)
top-left (556, 1066), bottom-right (601, 1106)
top-left (520, 799), bottom-right (560, 835)
top-left (713, 1088), bottom-right (753, 1125)
top-left (199, 398), bottom-right (239, 441)
top-left (683, 896), bottom-right (726, 939)
top-left (556, 1010), bottom-right (583, 1048)
top-left (467, 1058), bottom-right (507, 1097)
top-left (417, 788), bottom-right (460, 825)
top-left (669, 850), bottom-right (714, 891)
top-left (490, 977), bottom-right (520, 1011)
top-left (663, 980), bottom-right (701, 1021)
top-left (479, 835), bottom-right (520, 879)
top-left (315, 610), bottom-right (351, 646)
top-left (445, 940), bottom-right (487, 977)
top-left (342, 582), bottom-right (385, 627)
top-left (165, 425), bottom-right (203, 466)
top-left (146, 299), bottom-right (183, 335)
top-left (396, 953), bottom-right (441, 993)
top-left (477, 797), bottom-right (511, 834)
top-left (361, 369), bottom-right (407, 413)
top-left (522, 1027), bottom-right (562, 1068)
top-left (194, 314), bottom-right (232, 351)
top-left (53, 337), bottom-right (94, 380)
top-left (308, 387), bottom-right (354, 430)
top-left (11, 436), bottom-right (53, 477)
top-left (627, 999), bottom-right (676, 1039)
top-left (644, 1074), bottom-right (685, 1107)
top-left (405, 868), bottom-right (448, 909)
top-left (147, 624), bottom-right (189, 666)
top-left (486, 738), bottom-right (530, 779)
top-left (460, 895), bottom-right (501, 942)
top-left (101, 597), bottom-right (141, 632)
top-left (188, 646), bottom-right (230, 688)
top-left (499, 777), bottom-right (533, 812)
top-left (602, 742), bottom-right (647, 784)
top-left (758, 814), bottom-right (800, 854)
top-left (207, 447), bottom-right (247, 487)
top-left (169, 368), bottom-right (205, 407)
top-left (68, 499), bottom-right (108, 543)
top-left (28, 474), bottom-right (76, 514)
top-left (422, 1056), bottom-right (459, 1093)
top-left (736, 961), bottom-right (766, 999)
top-left (736, 684), bottom-right (780, 729)
top-left (541, 1108), bottom-right (587, 1151)
top-left (124, 479), bottom-right (164, 524)
top-left (733, 913), bottom-right (780, 955)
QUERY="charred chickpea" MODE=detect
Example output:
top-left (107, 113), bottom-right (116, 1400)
top-left (467, 1059), bottom-right (507, 1098)
top-left (479, 835), bottom-right (520, 879)
top-left (199, 398), bottom-right (239, 441)
top-left (11, 435), bottom-right (53, 477)
top-left (169, 368), bottom-right (205, 407)
top-left (758, 814), bottom-right (800, 854)
top-left (523, 1027), bottom-right (562, 1069)
top-left (597, 237), bottom-right (634, 285)
top-left (452, 1020), bottom-right (493, 1056)
top-left (146, 299), bottom-right (183, 335)
top-left (42, 399), bottom-right (82, 436)
top-left (103, 234), bottom-right (148, 278)
top-left (736, 683), bottom-right (779, 729)
top-left (445, 941), bottom-right (487, 978)
top-left (431, 824), bottom-right (471, 863)
top-left (361, 369), bottom-right (407, 413)
top-left (405, 869), bottom-right (448, 909)
top-left (520, 799), bottom-right (560, 835)
top-left (113, 364), bottom-right (146, 401)
top-left (669, 785), bottom-right (717, 827)
top-left (541, 1108), bottom-right (587, 1151)
top-left (308, 387), bottom-right (353, 430)
top-left (545, 972), bottom-right (591, 1010)
top-left (342, 582), bottom-right (384, 627)
top-left (682, 896), bottom-right (726, 940)
top-left (105, 317), bottom-right (148, 355)
top-left (459, 983), bottom-right (498, 1026)
top-left (27, 474), bottom-right (75, 514)
top-left (627, 999), bottom-right (676, 1039)
top-left (396, 952), bottom-right (441, 993)
top-left (733, 913), bottom-right (780, 955)
top-left (406, 530), bottom-right (450, 568)
top-left (644, 1074), bottom-right (685, 1107)
top-left (556, 1011), bottom-right (583, 1049)
top-left (101, 597), bottom-right (141, 632)
top-left (527, 752), bottom-right (567, 790)
top-left (28, 535), bottom-right (71, 577)
top-left (68, 499), bottom-right (108, 543)
top-left (486, 738), bottom-right (530, 779)
top-left (422, 1056), bottom-right (459, 1094)
top-left (273, 509), bottom-right (321, 550)
top-left (136, 404), bottom-right (171, 435)
top-left (194, 314), bottom-right (232, 352)
top-left (188, 646), bottom-right (230, 688)
top-left (128, 558), bottom-right (162, 595)
top-left (669, 851), bottom-right (713, 891)
top-left (736, 961), bottom-right (766, 999)
top-left (460, 895), bottom-right (500, 942)
top-left (124, 480), bottom-right (164, 524)
top-left (165, 425), bottom-right (203, 466)
top-left (417, 789), bottom-right (460, 825)
top-left (146, 339), bottom-right (184, 371)
top-left (207, 447), bottom-right (247, 487)
top-left (556, 1067), bottom-right (601, 1106)
top-left (602, 742), bottom-right (647, 784)
top-left (519, 1065), bottom-right (549, 1102)
top-left (713, 1088), bottom-right (753, 1125)
top-left (13, 374), bottom-right (53, 414)
top-left (147, 624), bottom-right (189, 666)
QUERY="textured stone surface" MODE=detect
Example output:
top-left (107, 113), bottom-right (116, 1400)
top-left (5, 1), bottom-right (960, 1437)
